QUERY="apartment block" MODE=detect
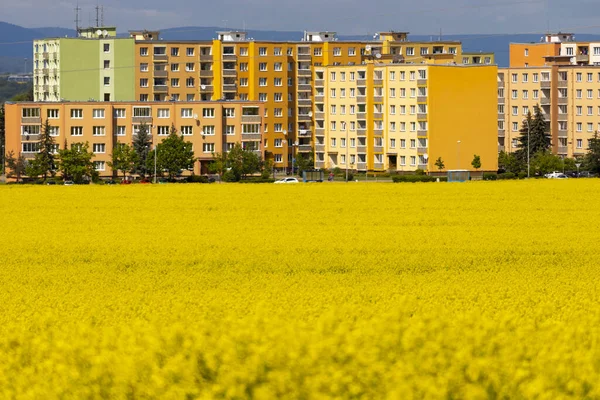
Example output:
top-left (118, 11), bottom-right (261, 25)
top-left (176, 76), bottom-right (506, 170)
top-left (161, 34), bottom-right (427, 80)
top-left (4, 101), bottom-right (264, 176)
top-left (315, 61), bottom-right (498, 172)
top-left (510, 33), bottom-right (600, 68)
top-left (498, 65), bottom-right (600, 158)
top-left (33, 27), bottom-right (136, 102)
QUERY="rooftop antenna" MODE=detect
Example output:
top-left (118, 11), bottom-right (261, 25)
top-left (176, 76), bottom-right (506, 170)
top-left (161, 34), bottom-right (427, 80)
top-left (95, 3), bottom-right (100, 28)
top-left (439, 28), bottom-right (442, 41)
top-left (74, 3), bottom-right (81, 35)
top-left (101, 5), bottom-right (104, 27)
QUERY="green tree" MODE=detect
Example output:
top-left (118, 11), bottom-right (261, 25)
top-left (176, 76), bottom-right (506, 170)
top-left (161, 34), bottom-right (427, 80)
top-left (242, 146), bottom-right (262, 177)
top-left (435, 157), bottom-right (445, 171)
top-left (5, 150), bottom-right (26, 182)
top-left (563, 157), bottom-right (576, 173)
top-left (36, 119), bottom-right (57, 180)
top-left (57, 141), bottom-right (96, 183)
top-left (108, 143), bottom-right (136, 179)
top-left (208, 152), bottom-right (228, 177)
top-left (132, 122), bottom-right (152, 178)
top-left (261, 158), bottom-right (274, 179)
top-left (294, 153), bottom-right (313, 176)
top-left (224, 143), bottom-right (245, 181)
top-left (530, 151), bottom-right (563, 176)
top-left (584, 131), bottom-right (600, 174)
top-left (153, 128), bottom-right (195, 180)
top-left (471, 154), bottom-right (481, 171)
top-left (10, 87), bottom-right (34, 102)
top-left (516, 106), bottom-right (551, 165)
top-left (498, 151), bottom-right (524, 174)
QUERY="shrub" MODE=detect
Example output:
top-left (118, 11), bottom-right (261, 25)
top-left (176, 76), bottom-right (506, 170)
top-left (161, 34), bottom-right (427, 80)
top-left (187, 175), bottom-right (209, 183)
top-left (498, 172), bottom-right (516, 180)
top-left (483, 173), bottom-right (497, 181)
top-left (517, 172), bottom-right (528, 180)
top-left (414, 169), bottom-right (426, 176)
top-left (239, 178), bottom-right (276, 184)
top-left (222, 170), bottom-right (238, 182)
top-left (347, 172), bottom-right (354, 181)
top-left (392, 175), bottom-right (437, 183)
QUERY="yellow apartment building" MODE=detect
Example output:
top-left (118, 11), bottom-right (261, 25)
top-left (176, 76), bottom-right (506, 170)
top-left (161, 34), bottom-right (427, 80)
top-left (315, 61), bottom-right (498, 173)
top-left (4, 101), bottom-right (264, 177)
top-left (131, 30), bottom-right (479, 171)
top-left (499, 65), bottom-right (600, 158)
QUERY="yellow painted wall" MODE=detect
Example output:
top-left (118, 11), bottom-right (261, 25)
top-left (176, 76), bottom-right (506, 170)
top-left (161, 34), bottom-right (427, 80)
top-left (428, 65), bottom-right (498, 172)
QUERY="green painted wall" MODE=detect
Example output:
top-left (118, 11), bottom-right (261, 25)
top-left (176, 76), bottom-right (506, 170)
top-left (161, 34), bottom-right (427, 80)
top-left (60, 39), bottom-right (100, 101)
top-left (58, 38), bottom-right (135, 101)
top-left (114, 39), bottom-right (135, 101)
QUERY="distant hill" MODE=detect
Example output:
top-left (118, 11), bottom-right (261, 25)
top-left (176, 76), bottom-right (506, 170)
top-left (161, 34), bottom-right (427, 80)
top-left (4, 21), bottom-right (600, 72)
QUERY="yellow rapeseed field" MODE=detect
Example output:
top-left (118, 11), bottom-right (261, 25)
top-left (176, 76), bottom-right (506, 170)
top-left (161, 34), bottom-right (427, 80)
top-left (1, 180), bottom-right (600, 399)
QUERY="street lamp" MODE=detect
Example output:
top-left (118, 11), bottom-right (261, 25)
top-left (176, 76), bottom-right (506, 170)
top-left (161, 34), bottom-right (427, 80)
top-left (153, 144), bottom-right (157, 183)
top-left (523, 118), bottom-right (531, 178)
top-left (457, 140), bottom-right (461, 169)
top-left (345, 127), bottom-right (349, 182)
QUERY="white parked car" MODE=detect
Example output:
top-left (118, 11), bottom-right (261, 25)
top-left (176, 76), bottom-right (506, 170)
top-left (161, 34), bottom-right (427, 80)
top-left (274, 177), bottom-right (299, 184)
top-left (545, 171), bottom-right (568, 179)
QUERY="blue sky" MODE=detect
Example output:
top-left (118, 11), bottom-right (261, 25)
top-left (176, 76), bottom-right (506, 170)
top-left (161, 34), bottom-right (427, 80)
top-left (5, 0), bottom-right (600, 35)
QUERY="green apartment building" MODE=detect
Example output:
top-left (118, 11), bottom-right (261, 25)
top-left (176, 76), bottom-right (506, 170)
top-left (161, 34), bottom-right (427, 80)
top-left (33, 27), bottom-right (135, 102)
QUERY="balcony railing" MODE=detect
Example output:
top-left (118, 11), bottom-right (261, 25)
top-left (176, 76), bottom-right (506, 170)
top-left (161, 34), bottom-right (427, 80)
top-left (297, 84), bottom-right (312, 92)
top-left (373, 162), bottom-right (384, 170)
top-left (297, 99), bottom-right (312, 106)
top-left (153, 70), bottom-right (168, 77)
top-left (372, 146), bottom-right (383, 153)
top-left (199, 70), bottom-right (213, 77)
top-left (200, 54), bottom-right (213, 61)
top-left (314, 112), bottom-right (325, 120)
top-left (315, 161), bottom-right (325, 168)
top-left (373, 129), bottom-right (383, 136)
top-left (314, 79), bottom-right (324, 87)
top-left (132, 116), bottom-right (153, 123)
top-left (373, 112), bottom-right (383, 120)
top-left (356, 128), bottom-right (367, 136)
top-left (297, 54), bottom-right (311, 61)
top-left (557, 129), bottom-right (568, 137)
top-left (356, 112), bottom-right (366, 120)
top-left (298, 129), bottom-right (312, 137)
top-left (222, 69), bottom-right (237, 77)
top-left (222, 54), bottom-right (237, 61)
top-left (498, 113), bottom-right (505, 120)
top-left (21, 134), bottom-right (41, 141)
top-left (417, 147), bottom-right (428, 154)
top-left (356, 96), bottom-right (366, 103)
top-left (373, 79), bottom-right (383, 86)
top-left (417, 113), bottom-right (428, 120)
top-left (297, 69), bottom-right (311, 76)
top-left (417, 79), bottom-right (427, 85)
top-left (557, 80), bottom-right (568, 88)
top-left (557, 146), bottom-right (568, 154)
top-left (315, 128), bottom-right (325, 136)
top-left (417, 96), bottom-right (427, 103)
top-left (153, 54), bottom-right (168, 62)
top-left (540, 81), bottom-right (551, 88)
top-left (200, 85), bottom-right (214, 92)
top-left (298, 145), bottom-right (312, 152)
top-left (223, 84), bottom-right (237, 92)
top-left (357, 146), bottom-right (367, 153)
top-left (315, 144), bottom-right (325, 152)
top-left (241, 133), bottom-right (261, 140)
top-left (297, 114), bottom-right (311, 121)
top-left (417, 129), bottom-right (427, 137)
top-left (576, 54), bottom-right (589, 63)
top-left (498, 129), bottom-right (505, 137)
top-left (241, 115), bottom-right (262, 123)
top-left (153, 85), bottom-right (168, 93)
top-left (558, 97), bottom-right (568, 104)
top-left (373, 96), bottom-right (384, 103)
top-left (540, 97), bottom-right (551, 105)
top-left (357, 162), bottom-right (367, 170)
top-left (498, 97), bottom-right (505, 104)
top-left (418, 163), bottom-right (428, 170)
top-left (356, 79), bottom-right (366, 86)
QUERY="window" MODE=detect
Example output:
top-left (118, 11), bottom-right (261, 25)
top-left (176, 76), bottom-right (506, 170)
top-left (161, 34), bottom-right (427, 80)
top-left (333, 47), bottom-right (341, 56)
top-left (259, 47), bottom-right (267, 56)
top-left (577, 123), bottom-right (582, 132)
top-left (330, 88), bottom-right (336, 98)
top-left (140, 47), bottom-right (148, 56)
top-left (201, 143), bottom-right (215, 153)
top-left (577, 106), bottom-right (583, 116)
top-left (186, 78), bottom-right (194, 87)
top-left (71, 109), bottom-right (83, 119)
top-left (330, 138), bottom-right (337, 147)
top-left (313, 47), bottom-right (322, 56)
top-left (93, 143), bottom-right (106, 153)
top-left (512, 122), bottom-right (518, 132)
top-left (273, 62), bottom-right (283, 72)
top-left (71, 126), bottom-right (83, 136)
top-left (511, 73), bottom-right (517, 83)
top-left (93, 109), bottom-right (105, 119)
top-left (390, 88), bottom-right (396, 97)
top-left (47, 109), bottom-right (59, 119)
top-left (140, 78), bottom-right (148, 87)
top-left (512, 90), bottom-right (518, 99)
top-left (181, 126), bottom-right (193, 135)
top-left (533, 73), bottom-right (539, 82)
top-left (588, 89), bottom-right (593, 99)
top-left (156, 126), bottom-right (169, 135)
top-left (181, 108), bottom-right (193, 118)
top-left (114, 109), bottom-right (125, 118)
top-left (202, 126), bottom-right (215, 135)
top-left (577, 89), bottom-right (582, 99)
top-left (577, 73), bottom-right (582, 82)
top-left (171, 78), bottom-right (179, 87)
top-left (104, 77), bottom-right (110, 86)
top-left (533, 90), bottom-right (539, 99)
top-left (186, 47), bottom-right (195, 56)
top-left (157, 109), bottom-right (170, 118)
top-left (523, 90), bottom-right (528, 99)
top-left (48, 126), bottom-right (59, 136)
top-left (94, 161), bottom-right (105, 171)
top-left (140, 63), bottom-right (148, 72)
top-left (140, 94), bottom-right (149, 101)
top-left (259, 63), bottom-right (267, 71)
top-left (588, 106), bottom-right (593, 116)
top-left (171, 47), bottom-right (179, 56)
top-left (240, 63), bottom-right (248, 71)
top-left (93, 126), bottom-right (105, 136)
top-left (522, 73), bottom-right (528, 82)
top-left (330, 72), bottom-right (336, 81)
top-left (577, 139), bottom-right (583, 148)
top-left (406, 47), bottom-right (414, 56)
top-left (330, 121), bottom-right (336, 131)
top-left (171, 63), bottom-right (179, 72)
top-left (186, 63), bottom-right (195, 72)
top-left (588, 123), bottom-right (594, 132)
top-left (274, 77), bottom-right (282, 86)
top-left (390, 105), bottom-right (396, 114)
top-left (259, 77), bottom-right (267, 86)
top-left (274, 108), bottom-right (283, 117)
top-left (259, 93), bottom-right (268, 102)
top-left (522, 106), bottom-right (529, 115)
top-left (588, 73), bottom-right (593, 82)
top-left (103, 60), bottom-right (110, 69)
top-left (225, 125), bottom-right (235, 135)
top-left (410, 156), bottom-right (416, 166)
top-left (203, 108), bottom-right (215, 118)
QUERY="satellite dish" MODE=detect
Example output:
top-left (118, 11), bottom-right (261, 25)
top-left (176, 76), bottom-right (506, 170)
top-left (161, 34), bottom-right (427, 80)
top-left (102, 30), bottom-right (108, 37)
top-left (308, 111), bottom-right (313, 117)
top-left (283, 130), bottom-right (287, 135)
top-left (193, 114), bottom-right (198, 119)
top-left (200, 84), bottom-right (206, 90)
top-left (96, 29), bottom-right (102, 36)
top-left (423, 153), bottom-right (429, 160)
top-left (365, 45), bottom-right (372, 52)
top-left (375, 53), bottom-right (382, 59)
